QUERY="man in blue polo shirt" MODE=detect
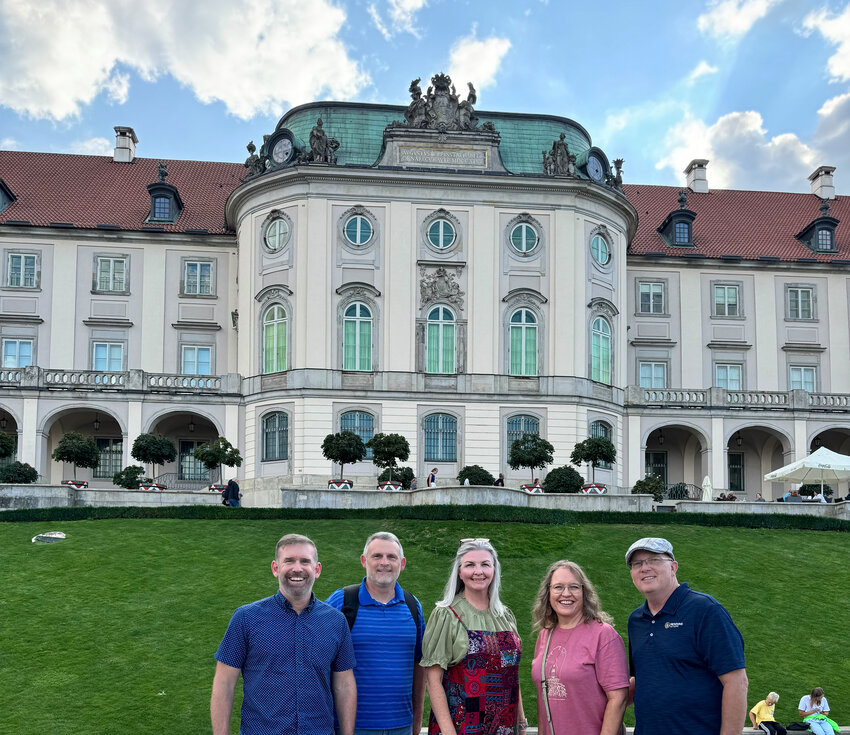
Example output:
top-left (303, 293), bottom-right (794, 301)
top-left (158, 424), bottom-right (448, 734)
top-left (327, 531), bottom-right (425, 735)
top-left (211, 533), bottom-right (357, 735)
top-left (626, 537), bottom-right (748, 735)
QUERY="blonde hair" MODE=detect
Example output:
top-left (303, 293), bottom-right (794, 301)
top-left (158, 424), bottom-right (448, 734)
top-left (767, 692), bottom-right (779, 704)
top-left (436, 539), bottom-right (505, 616)
top-left (531, 560), bottom-right (613, 633)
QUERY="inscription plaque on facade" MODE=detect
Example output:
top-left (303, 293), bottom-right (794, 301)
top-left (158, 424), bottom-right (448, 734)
top-left (398, 146), bottom-right (487, 168)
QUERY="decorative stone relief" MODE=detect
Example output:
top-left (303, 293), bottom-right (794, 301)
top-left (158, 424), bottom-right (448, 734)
top-left (397, 73), bottom-right (486, 132)
top-left (255, 285), bottom-right (293, 303)
top-left (587, 297), bottom-right (619, 318)
top-left (419, 266), bottom-right (464, 309)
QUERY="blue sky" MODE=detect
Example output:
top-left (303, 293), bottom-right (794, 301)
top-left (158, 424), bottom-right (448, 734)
top-left (2, 0), bottom-right (849, 193)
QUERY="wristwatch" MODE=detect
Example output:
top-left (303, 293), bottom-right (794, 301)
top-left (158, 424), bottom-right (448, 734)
top-left (517, 718), bottom-right (528, 730)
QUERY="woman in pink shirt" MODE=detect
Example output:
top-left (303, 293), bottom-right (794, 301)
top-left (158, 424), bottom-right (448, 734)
top-left (531, 560), bottom-right (629, 735)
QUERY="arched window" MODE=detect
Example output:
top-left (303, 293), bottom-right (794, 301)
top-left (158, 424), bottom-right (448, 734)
top-left (591, 317), bottom-right (611, 384)
top-left (590, 420), bottom-right (613, 469)
top-left (509, 309), bottom-right (537, 376)
top-left (262, 305), bottom-right (287, 374)
top-left (262, 412), bottom-right (289, 461)
top-left (426, 306), bottom-right (455, 374)
top-left (340, 410), bottom-right (375, 459)
top-left (423, 413), bottom-right (457, 462)
top-left (506, 414), bottom-right (539, 460)
top-left (343, 302), bottom-right (372, 371)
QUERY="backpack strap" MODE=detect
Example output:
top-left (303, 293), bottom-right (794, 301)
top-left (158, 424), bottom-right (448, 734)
top-left (402, 588), bottom-right (422, 643)
top-left (341, 584), bottom-right (360, 630)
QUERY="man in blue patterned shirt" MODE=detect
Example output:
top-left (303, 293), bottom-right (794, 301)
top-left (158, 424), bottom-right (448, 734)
top-left (327, 532), bottom-right (425, 735)
top-left (212, 533), bottom-right (357, 735)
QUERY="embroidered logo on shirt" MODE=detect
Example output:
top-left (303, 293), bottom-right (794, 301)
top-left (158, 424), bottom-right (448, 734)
top-left (664, 622), bottom-right (684, 629)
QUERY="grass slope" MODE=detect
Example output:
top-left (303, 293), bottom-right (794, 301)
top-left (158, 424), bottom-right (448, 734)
top-left (4, 518), bottom-right (849, 733)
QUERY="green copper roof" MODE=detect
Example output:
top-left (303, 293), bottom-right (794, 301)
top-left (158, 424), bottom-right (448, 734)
top-left (276, 102), bottom-right (593, 176)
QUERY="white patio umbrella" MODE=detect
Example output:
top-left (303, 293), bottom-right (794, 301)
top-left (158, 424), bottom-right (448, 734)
top-left (763, 447), bottom-right (850, 494)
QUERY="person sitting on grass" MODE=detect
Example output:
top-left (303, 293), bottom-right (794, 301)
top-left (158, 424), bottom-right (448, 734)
top-left (749, 691), bottom-right (786, 735)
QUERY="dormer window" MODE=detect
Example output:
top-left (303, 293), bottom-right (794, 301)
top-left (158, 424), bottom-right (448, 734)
top-left (145, 162), bottom-right (183, 224)
top-left (656, 189), bottom-right (696, 248)
top-left (0, 178), bottom-right (16, 215)
top-left (795, 198), bottom-right (838, 254)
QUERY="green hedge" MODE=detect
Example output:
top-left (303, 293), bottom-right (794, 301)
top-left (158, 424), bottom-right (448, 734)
top-left (2, 503), bottom-right (848, 532)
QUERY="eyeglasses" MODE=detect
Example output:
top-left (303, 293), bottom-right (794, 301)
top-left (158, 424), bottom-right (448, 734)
top-left (550, 584), bottom-right (581, 594)
top-left (460, 537), bottom-right (490, 544)
top-left (628, 557), bottom-right (671, 570)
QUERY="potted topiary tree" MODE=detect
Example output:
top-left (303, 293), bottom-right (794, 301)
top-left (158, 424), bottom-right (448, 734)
top-left (367, 433), bottom-right (410, 490)
top-left (542, 465), bottom-right (585, 494)
top-left (570, 436), bottom-right (616, 492)
top-left (378, 466), bottom-right (415, 489)
top-left (457, 465), bottom-right (496, 487)
top-left (131, 433), bottom-right (176, 491)
top-left (321, 431), bottom-right (367, 489)
top-left (112, 465), bottom-right (150, 490)
top-left (508, 433), bottom-right (554, 491)
top-left (193, 437), bottom-right (243, 490)
top-left (52, 431), bottom-right (99, 488)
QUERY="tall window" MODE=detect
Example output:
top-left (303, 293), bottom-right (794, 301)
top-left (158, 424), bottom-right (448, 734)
top-left (787, 287), bottom-right (813, 319)
top-left (639, 361), bottom-right (667, 388)
top-left (506, 415), bottom-right (539, 460)
top-left (2, 339), bottom-right (32, 368)
top-left (426, 306), bottom-right (455, 374)
top-left (713, 285), bottom-right (739, 317)
top-left (728, 452), bottom-right (744, 494)
top-left (340, 411), bottom-right (374, 459)
top-left (343, 302), bottom-right (372, 371)
top-left (7, 254), bottom-right (37, 288)
top-left (645, 451), bottom-right (668, 485)
top-left (590, 420), bottom-right (613, 469)
top-left (423, 413), bottom-right (457, 462)
top-left (790, 366), bottom-right (816, 392)
top-left (92, 342), bottom-right (123, 372)
top-left (179, 440), bottom-right (210, 482)
top-left (184, 261), bottom-right (212, 295)
top-left (263, 305), bottom-right (287, 374)
top-left (591, 317), bottom-right (611, 384)
top-left (182, 346), bottom-right (211, 375)
top-left (509, 309), bottom-right (537, 376)
top-left (97, 257), bottom-right (127, 291)
top-left (94, 438), bottom-right (122, 479)
top-left (262, 412), bottom-right (289, 461)
top-left (715, 363), bottom-right (742, 390)
top-left (638, 282), bottom-right (664, 314)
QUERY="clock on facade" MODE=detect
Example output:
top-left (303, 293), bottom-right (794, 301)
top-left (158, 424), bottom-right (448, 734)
top-left (586, 154), bottom-right (604, 182)
top-left (271, 136), bottom-right (293, 165)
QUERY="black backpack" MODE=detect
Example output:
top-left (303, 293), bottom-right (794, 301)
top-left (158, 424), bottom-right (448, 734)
top-left (340, 583), bottom-right (422, 643)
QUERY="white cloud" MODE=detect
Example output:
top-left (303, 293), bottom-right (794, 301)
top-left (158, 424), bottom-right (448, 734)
top-left (1, 137), bottom-right (19, 150)
top-left (655, 109), bottom-right (817, 191)
top-left (368, 0), bottom-right (426, 38)
top-left (0, 0), bottom-right (370, 121)
top-left (697, 0), bottom-right (781, 39)
top-left (69, 137), bottom-right (113, 156)
top-left (803, 5), bottom-right (850, 82)
top-left (687, 60), bottom-right (719, 84)
top-left (447, 30), bottom-right (511, 91)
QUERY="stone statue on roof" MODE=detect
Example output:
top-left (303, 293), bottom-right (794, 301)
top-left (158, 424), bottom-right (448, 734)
top-left (243, 141), bottom-right (264, 177)
top-left (543, 133), bottom-right (575, 176)
top-left (307, 118), bottom-right (340, 165)
top-left (399, 72), bottom-right (486, 132)
top-left (158, 162), bottom-right (168, 183)
top-left (404, 77), bottom-right (428, 127)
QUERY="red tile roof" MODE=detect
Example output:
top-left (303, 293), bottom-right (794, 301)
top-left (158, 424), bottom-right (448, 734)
top-left (624, 184), bottom-right (848, 262)
top-left (0, 151), bottom-right (242, 235)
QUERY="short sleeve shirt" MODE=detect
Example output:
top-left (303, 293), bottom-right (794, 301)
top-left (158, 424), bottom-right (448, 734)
top-left (799, 695), bottom-right (830, 714)
top-left (750, 699), bottom-right (776, 725)
top-left (215, 592), bottom-right (356, 735)
top-left (628, 583), bottom-right (745, 735)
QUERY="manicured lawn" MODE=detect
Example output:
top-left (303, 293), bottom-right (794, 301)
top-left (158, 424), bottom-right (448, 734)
top-left (5, 517), bottom-right (849, 733)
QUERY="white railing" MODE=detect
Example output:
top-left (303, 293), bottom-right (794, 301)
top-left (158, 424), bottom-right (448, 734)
top-left (725, 390), bottom-right (788, 406)
top-left (809, 393), bottom-right (850, 408)
top-left (641, 389), bottom-right (707, 405)
top-left (43, 370), bottom-right (125, 387)
top-left (146, 374), bottom-right (222, 391)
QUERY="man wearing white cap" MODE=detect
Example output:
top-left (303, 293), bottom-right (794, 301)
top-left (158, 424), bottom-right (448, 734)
top-left (625, 537), bottom-right (747, 735)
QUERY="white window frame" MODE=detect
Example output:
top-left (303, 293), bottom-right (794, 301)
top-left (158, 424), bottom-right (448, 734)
top-left (342, 302), bottom-right (373, 372)
top-left (181, 345), bottom-right (212, 375)
top-left (96, 256), bottom-right (128, 292)
top-left (591, 316), bottom-right (612, 384)
top-left (639, 361), bottom-right (667, 388)
top-left (426, 305), bottom-right (455, 374)
top-left (7, 253), bottom-right (38, 288)
top-left (789, 365), bottom-right (817, 392)
top-left (638, 281), bottom-right (665, 314)
top-left (713, 284), bottom-right (740, 317)
top-left (92, 342), bottom-right (124, 372)
top-left (508, 308), bottom-right (538, 376)
top-left (715, 363), bottom-right (743, 390)
top-left (262, 304), bottom-right (288, 374)
top-left (2, 338), bottom-right (33, 368)
top-left (182, 260), bottom-right (214, 296)
top-left (786, 286), bottom-right (814, 320)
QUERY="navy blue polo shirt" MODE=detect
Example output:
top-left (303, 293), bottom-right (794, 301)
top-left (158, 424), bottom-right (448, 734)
top-left (628, 583), bottom-right (745, 735)
top-left (215, 592), bottom-right (356, 735)
top-left (327, 580), bottom-right (424, 728)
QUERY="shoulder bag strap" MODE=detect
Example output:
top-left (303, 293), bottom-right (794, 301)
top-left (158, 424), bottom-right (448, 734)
top-left (540, 628), bottom-right (554, 734)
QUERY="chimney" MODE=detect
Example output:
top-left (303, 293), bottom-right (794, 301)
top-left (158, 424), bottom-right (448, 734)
top-left (809, 165), bottom-right (836, 199)
top-left (113, 126), bottom-right (138, 163)
top-left (684, 159), bottom-right (709, 194)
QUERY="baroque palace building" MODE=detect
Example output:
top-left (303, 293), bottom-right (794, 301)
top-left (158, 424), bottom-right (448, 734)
top-left (0, 74), bottom-right (846, 503)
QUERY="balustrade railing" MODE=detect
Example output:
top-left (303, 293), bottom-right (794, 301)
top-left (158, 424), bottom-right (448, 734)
top-left (43, 370), bottom-right (126, 387)
top-left (152, 471), bottom-right (213, 491)
top-left (725, 390), bottom-right (788, 406)
top-left (146, 374), bottom-right (222, 391)
top-left (809, 393), bottom-right (850, 409)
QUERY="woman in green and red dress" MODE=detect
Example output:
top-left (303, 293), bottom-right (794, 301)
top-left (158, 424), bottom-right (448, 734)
top-left (420, 538), bottom-right (526, 735)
